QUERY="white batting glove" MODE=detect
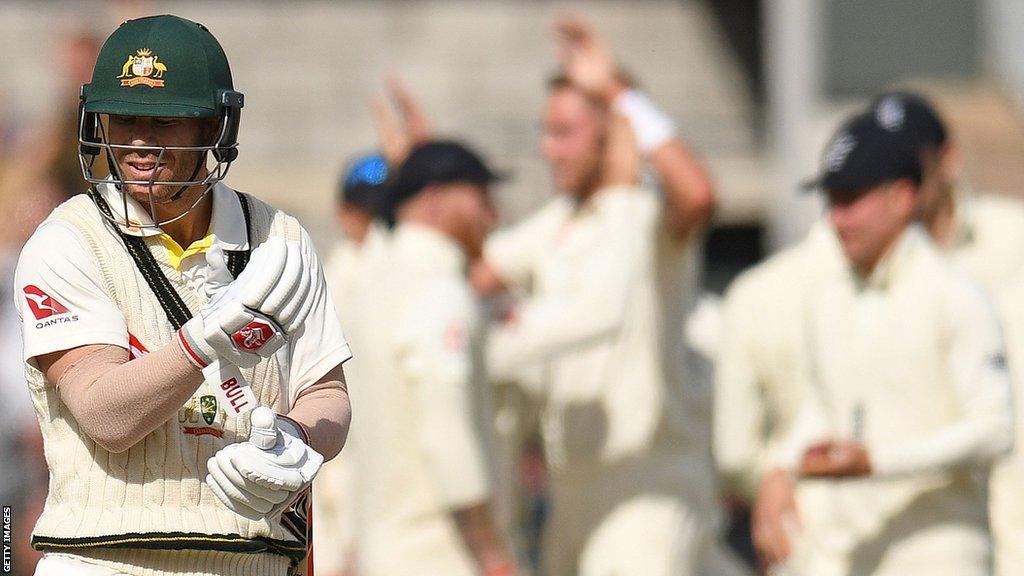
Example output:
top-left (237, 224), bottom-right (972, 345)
top-left (206, 407), bottom-right (324, 521)
top-left (178, 237), bottom-right (316, 369)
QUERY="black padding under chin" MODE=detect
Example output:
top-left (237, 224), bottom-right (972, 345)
top-left (213, 92), bottom-right (243, 163)
top-left (80, 108), bottom-right (102, 157)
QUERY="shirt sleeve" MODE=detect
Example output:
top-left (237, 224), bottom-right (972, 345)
top-left (714, 282), bottom-right (774, 498)
top-left (486, 191), bottom-right (646, 379)
top-left (870, 279), bottom-right (1015, 478)
top-left (397, 280), bottom-right (490, 509)
top-left (14, 221), bottom-right (128, 366)
top-left (484, 198), bottom-right (569, 290)
top-left (286, 227), bottom-right (353, 407)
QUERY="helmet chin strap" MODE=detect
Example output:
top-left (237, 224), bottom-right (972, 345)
top-left (170, 154), bottom-right (206, 201)
top-left (100, 150), bottom-right (214, 230)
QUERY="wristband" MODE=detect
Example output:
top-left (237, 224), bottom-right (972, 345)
top-left (178, 326), bottom-right (212, 368)
top-left (613, 89), bottom-right (677, 154)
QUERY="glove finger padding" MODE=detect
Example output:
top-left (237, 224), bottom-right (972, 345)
top-left (238, 237), bottom-right (289, 310)
top-left (259, 241), bottom-right (304, 319)
top-left (206, 472), bottom-right (267, 521)
top-left (228, 442), bottom-right (312, 492)
top-left (204, 242), bottom-right (236, 303)
top-left (207, 453), bottom-right (276, 514)
top-left (276, 250), bottom-right (315, 333)
top-left (211, 447), bottom-right (292, 505)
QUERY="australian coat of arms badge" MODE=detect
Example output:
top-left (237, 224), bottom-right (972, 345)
top-left (117, 48), bottom-right (167, 87)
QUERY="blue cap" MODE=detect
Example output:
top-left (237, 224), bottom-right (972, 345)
top-left (339, 152), bottom-right (388, 210)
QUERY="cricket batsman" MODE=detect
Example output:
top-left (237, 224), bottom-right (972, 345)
top-left (16, 15), bottom-right (352, 575)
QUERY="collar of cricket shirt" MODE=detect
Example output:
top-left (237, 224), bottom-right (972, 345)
top-left (392, 222), bottom-right (466, 275)
top-left (949, 185), bottom-right (978, 251)
top-left (860, 223), bottom-right (926, 291)
top-left (95, 180), bottom-right (250, 253)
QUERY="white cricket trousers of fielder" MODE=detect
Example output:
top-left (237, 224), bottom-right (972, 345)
top-left (544, 493), bottom-right (748, 576)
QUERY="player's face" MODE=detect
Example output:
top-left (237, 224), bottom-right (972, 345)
top-left (444, 182), bottom-right (496, 259)
top-left (106, 115), bottom-right (213, 204)
top-left (828, 181), bottom-right (915, 274)
top-left (338, 203), bottom-right (374, 244)
top-left (542, 88), bottom-right (605, 197)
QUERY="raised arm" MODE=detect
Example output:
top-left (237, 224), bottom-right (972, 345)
top-left (555, 16), bottom-right (715, 241)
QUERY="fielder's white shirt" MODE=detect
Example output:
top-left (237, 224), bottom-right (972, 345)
top-left (14, 182), bottom-right (351, 408)
top-left (314, 221), bottom-right (387, 574)
top-left (347, 223), bottom-right (489, 576)
top-left (484, 185), bottom-right (704, 477)
top-left (325, 222), bottom-right (388, 327)
top-left (776, 225), bottom-right (1012, 575)
top-left (714, 221), bottom-right (842, 498)
top-left (948, 192), bottom-right (1024, 292)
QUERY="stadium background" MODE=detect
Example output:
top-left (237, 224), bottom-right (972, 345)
top-left (4, 1), bottom-right (1024, 574)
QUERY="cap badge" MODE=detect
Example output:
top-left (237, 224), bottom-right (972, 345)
top-left (825, 134), bottom-right (856, 173)
top-left (875, 97), bottom-right (906, 131)
top-left (117, 48), bottom-right (167, 88)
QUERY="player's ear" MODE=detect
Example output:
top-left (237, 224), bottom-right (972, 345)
top-left (939, 142), bottom-right (962, 182)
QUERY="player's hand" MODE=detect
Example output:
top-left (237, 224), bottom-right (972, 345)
top-left (601, 113), bottom-right (641, 188)
top-left (554, 16), bottom-right (626, 103)
top-left (752, 468), bottom-right (800, 567)
top-left (206, 407), bottom-right (324, 521)
top-left (799, 440), bottom-right (873, 478)
top-left (178, 237), bottom-right (315, 368)
top-left (469, 259), bottom-right (507, 297)
top-left (373, 74), bottom-right (431, 167)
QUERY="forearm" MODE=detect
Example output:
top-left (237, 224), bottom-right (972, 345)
top-left (415, 379), bottom-right (491, 508)
top-left (714, 335), bottom-right (769, 497)
top-left (649, 140), bottom-right (715, 237)
top-left (870, 410), bottom-right (1014, 478)
top-left (452, 502), bottom-right (515, 576)
top-left (56, 343), bottom-right (203, 453)
top-left (286, 368), bottom-right (351, 461)
top-left (488, 281), bottom-right (629, 376)
top-left (612, 89), bottom-right (714, 239)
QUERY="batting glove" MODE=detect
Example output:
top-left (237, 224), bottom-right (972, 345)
top-left (206, 407), bottom-right (324, 521)
top-left (178, 236), bottom-right (316, 368)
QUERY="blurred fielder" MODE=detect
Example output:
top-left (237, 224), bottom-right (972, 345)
top-left (716, 89), bottom-right (1024, 572)
top-left (346, 141), bottom-right (518, 576)
top-left (753, 113), bottom-right (1012, 576)
top-left (313, 151), bottom-right (389, 576)
top-left (471, 17), bottom-right (748, 576)
top-left (868, 92), bottom-right (1024, 290)
top-left (16, 15), bottom-right (351, 576)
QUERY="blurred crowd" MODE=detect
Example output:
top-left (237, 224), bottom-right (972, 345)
top-left (5, 9), bottom-right (1024, 576)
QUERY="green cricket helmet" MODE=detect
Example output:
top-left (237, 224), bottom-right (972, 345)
top-left (78, 15), bottom-right (244, 226)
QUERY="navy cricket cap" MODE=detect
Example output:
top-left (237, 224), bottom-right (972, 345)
top-left (381, 140), bottom-right (500, 226)
top-left (803, 112), bottom-right (922, 194)
top-left (870, 91), bottom-right (948, 153)
top-left (339, 152), bottom-right (388, 211)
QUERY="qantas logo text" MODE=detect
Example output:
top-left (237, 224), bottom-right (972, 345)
top-left (23, 285), bottom-right (78, 328)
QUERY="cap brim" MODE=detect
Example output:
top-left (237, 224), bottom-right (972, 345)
top-left (85, 100), bottom-right (218, 118)
top-left (799, 176), bottom-right (823, 193)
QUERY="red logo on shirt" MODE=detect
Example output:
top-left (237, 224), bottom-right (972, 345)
top-left (23, 285), bottom-right (69, 320)
top-left (128, 333), bottom-right (150, 360)
top-left (232, 320), bottom-right (275, 353)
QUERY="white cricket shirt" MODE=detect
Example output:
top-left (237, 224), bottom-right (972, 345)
top-left (14, 182), bottom-right (351, 408)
